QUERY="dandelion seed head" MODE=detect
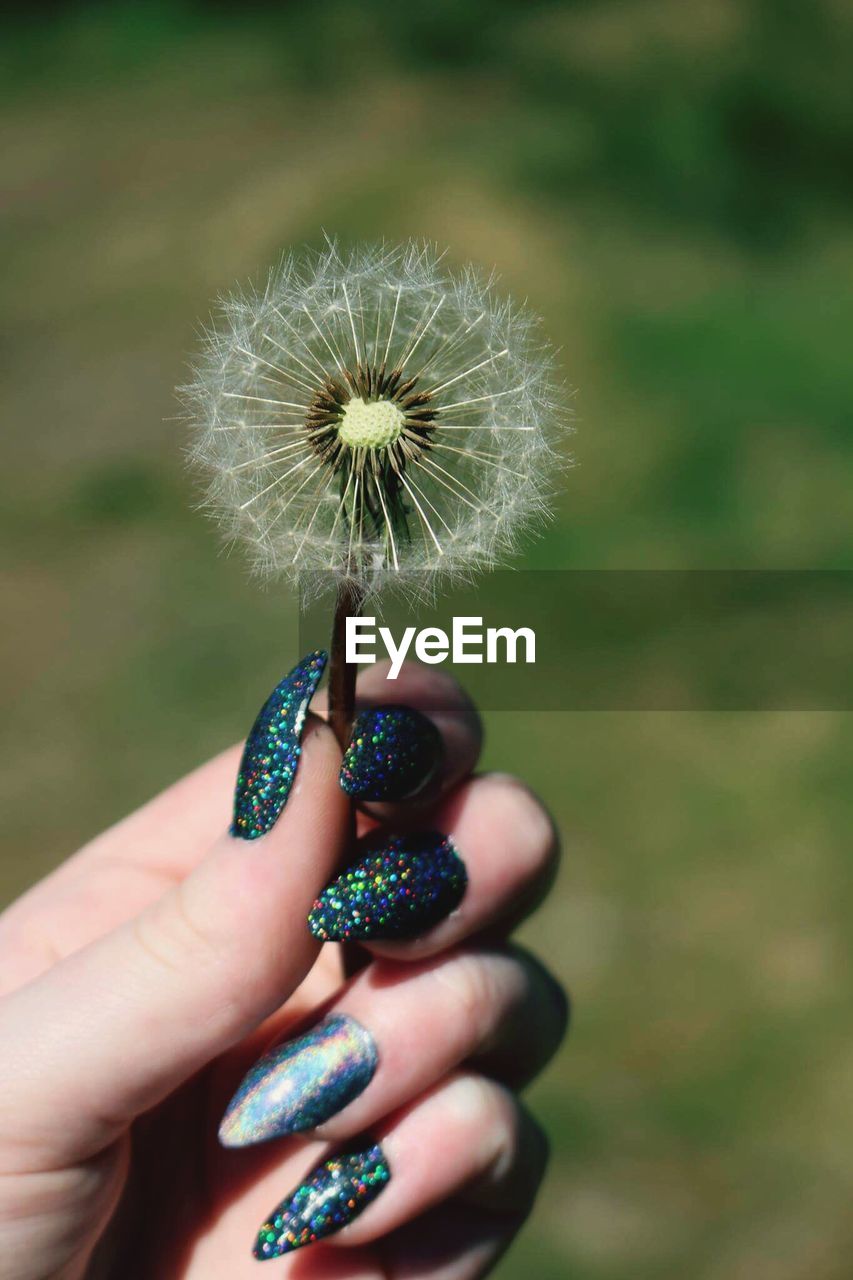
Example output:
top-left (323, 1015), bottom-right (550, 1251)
top-left (183, 240), bottom-right (570, 601)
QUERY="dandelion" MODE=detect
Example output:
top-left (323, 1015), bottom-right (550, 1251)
top-left (184, 240), bottom-right (568, 740)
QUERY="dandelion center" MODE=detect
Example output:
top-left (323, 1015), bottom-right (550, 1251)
top-left (338, 397), bottom-right (404, 450)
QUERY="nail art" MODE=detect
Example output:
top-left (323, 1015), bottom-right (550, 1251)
top-left (231, 650), bottom-right (327, 840)
top-left (219, 1014), bottom-right (378, 1147)
top-left (253, 1141), bottom-right (391, 1259)
top-left (308, 830), bottom-right (467, 942)
top-left (340, 706), bottom-right (443, 802)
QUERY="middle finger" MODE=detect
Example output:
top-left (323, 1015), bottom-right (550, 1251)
top-left (307, 771), bottom-right (559, 959)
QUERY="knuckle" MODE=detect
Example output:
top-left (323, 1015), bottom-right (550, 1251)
top-left (456, 1074), bottom-right (515, 1142)
top-left (436, 951), bottom-right (505, 1047)
top-left (486, 773), bottom-right (560, 879)
top-left (132, 880), bottom-right (223, 978)
top-left (481, 773), bottom-right (560, 896)
top-left (480, 1081), bottom-right (523, 1174)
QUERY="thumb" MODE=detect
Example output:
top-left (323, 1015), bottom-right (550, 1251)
top-left (0, 716), bottom-right (348, 1170)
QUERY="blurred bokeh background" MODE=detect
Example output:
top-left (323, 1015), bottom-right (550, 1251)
top-left (3, 2), bottom-right (853, 1276)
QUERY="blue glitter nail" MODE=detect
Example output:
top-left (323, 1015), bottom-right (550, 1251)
top-left (231, 651), bottom-right (327, 840)
top-left (219, 1014), bottom-right (378, 1147)
top-left (308, 830), bottom-right (467, 941)
top-left (340, 705), bottom-right (443, 801)
top-left (253, 1142), bottom-right (390, 1259)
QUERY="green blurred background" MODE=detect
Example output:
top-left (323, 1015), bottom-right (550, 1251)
top-left (2, 2), bottom-right (853, 1276)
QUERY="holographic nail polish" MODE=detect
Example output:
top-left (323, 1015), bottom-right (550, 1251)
top-left (340, 705), bottom-right (443, 801)
top-left (253, 1141), bottom-right (390, 1259)
top-left (219, 1014), bottom-right (378, 1147)
top-left (231, 650), bottom-right (327, 840)
top-left (308, 830), bottom-right (467, 942)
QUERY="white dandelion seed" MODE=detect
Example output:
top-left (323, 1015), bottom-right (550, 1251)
top-left (183, 240), bottom-right (569, 602)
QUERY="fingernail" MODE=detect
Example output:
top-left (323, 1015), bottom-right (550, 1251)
top-left (219, 1014), bottom-right (378, 1147)
top-left (231, 650), bottom-right (327, 840)
top-left (253, 1141), bottom-right (390, 1259)
top-left (340, 706), bottom-right (443, 801)
top-left (308, 831), bottom-right (467, 942)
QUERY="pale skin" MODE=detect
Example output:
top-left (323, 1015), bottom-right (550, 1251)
top-left (0, 663), bottom-right (567, 1279)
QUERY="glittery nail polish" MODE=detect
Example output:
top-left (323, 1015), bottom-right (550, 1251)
top-left (231, 650), bottom-right (327, 840)
top-left (308, 830), bottom-right (467, 942)
top-left (340, 705), bottom-right (443, 801)
top-left (219, 1014), bottom-right (378, 1147)
top-left (253, 1141), bottom-right (391, 1259)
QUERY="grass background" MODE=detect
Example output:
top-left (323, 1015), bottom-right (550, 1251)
top-left (2, 2), bottom-right (853, 1276)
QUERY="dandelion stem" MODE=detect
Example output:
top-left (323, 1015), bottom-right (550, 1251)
top-left (328, 575), bottom-right (365, 751)
top-left (327, 574), bottom-right (368, 981)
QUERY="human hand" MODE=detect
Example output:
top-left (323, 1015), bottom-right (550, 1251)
top-left (0, 656), bottom-right (566, 1279)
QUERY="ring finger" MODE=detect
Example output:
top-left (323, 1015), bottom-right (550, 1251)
top-left (217, 944), bottom-right (568, 1150)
